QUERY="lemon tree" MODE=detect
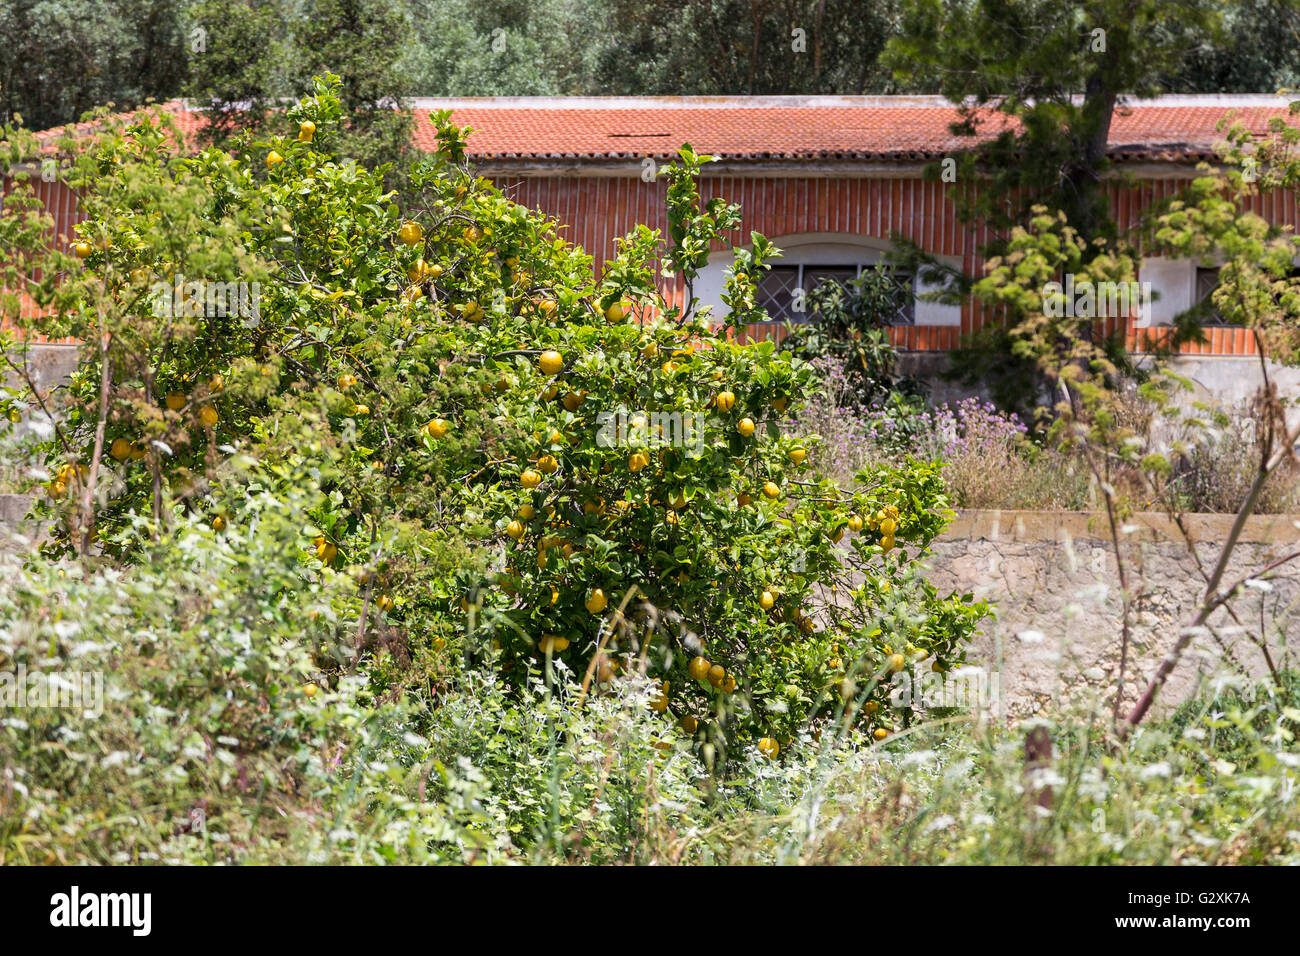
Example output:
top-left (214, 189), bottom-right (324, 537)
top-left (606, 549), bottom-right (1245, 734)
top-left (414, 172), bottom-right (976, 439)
top-left (9, 76), bottom-right (988, 764)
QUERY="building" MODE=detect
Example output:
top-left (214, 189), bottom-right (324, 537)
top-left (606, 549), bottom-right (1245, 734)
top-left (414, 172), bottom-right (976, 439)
top-left (9, 94), bottom-right (1300, 401)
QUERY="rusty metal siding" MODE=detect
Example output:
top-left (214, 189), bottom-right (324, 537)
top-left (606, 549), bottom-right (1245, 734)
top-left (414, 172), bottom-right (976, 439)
top-left (496, 174), bottom-right (1300, 356)
top-left (12, 171), bottom-right (1300, 356)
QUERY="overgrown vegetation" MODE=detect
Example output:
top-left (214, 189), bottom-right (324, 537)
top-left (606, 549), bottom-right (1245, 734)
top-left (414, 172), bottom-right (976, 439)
top-left (2, 497), bottom-right (1295, 864)
top-left (0, 73), bottom-right (990, 842)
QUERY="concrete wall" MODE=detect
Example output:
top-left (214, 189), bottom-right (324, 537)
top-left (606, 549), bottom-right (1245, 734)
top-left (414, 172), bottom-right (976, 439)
top-left (2, 344), bottom-right (80, 403)
top-left (925, 510), bottom-right (1300, 719)
top-left (897, 351), bottom-right (1300, 421)
top-left (2, 491), bottom-right (1297, 720)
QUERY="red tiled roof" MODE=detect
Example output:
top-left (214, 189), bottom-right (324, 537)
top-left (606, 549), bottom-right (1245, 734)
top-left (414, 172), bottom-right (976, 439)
top-left (26, 95), bottom-right (1298, 166)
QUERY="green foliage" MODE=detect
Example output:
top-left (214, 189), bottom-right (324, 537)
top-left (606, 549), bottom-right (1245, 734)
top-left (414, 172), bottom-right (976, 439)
top-left (4, 76), bottom-right (989, 770)
top-left (1166, 0), bottom-right (1300, 93)
top-left (1163, 671), bottom-right (1300, 774)
top-left (183, 0), bottom-right (290, 143)
top-left (2, 508), bottom-right (1293, 866)
top-left (184, 0), bottom-right (416, 191)
top-left (0, 477), bottom-right (475, 864)
top-left (674, 691), bottom-right (1300, 864)
top-left (779, 264), bottom-right (924, 407)
top-left (585, 0), bottom-right (904, 95)
top-left (887, 0), bottom-right (1225, 248)
top-left (405, 0), bottom-right (602, 97)
top-left (0, 0), bottom-right (187, 130)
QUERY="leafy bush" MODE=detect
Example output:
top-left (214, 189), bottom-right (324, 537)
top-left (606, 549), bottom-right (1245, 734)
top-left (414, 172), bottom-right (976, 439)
top-left (0, 478), bottom-right (477, 864)
top-left (2, 76), bottom-right (989, 769)
top-left (778, 264), bottom-right (924, 406)
top-left (1161, 402), bottom-right (1300, 514)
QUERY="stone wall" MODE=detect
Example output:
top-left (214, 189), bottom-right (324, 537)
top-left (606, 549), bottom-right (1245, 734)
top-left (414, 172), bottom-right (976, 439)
top-left (896, 351), bottom-right (1300, 427)
top-left (0, 494), bottom-right (42, 553)
top-left (2, 491), bottom-right (1297, 719)
top-left (926, 510), bottom-right (1300, 719)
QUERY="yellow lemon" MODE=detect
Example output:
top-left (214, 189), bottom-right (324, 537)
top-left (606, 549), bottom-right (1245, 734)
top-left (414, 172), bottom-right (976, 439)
top-left (757, 737), bottom-right (780, 759)
top-left (585, 589), bottom-right (607, 614)
top-left (714, 390), bottom-right (736, 412)
top-left (538, 634), bottom-right (569, 654)
top-left (737, 418), bottom-right (755, 437)
top-left (398, 221), bottom-right (424, 246)
top-left (649, 680), bottom-right (669, 712)
top-left (538, 350), bottom-right (564, 375)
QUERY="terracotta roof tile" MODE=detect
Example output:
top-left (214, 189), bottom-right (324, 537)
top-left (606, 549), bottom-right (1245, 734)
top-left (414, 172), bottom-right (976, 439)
top-left (26, 95), bottom-right (1297, 166)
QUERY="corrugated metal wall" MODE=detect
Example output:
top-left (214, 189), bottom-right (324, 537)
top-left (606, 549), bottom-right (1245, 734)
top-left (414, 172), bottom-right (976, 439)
top-left (10, 171), bottom-right (1297, 356)
top-left (504, 173), bottom-right (1300, 356)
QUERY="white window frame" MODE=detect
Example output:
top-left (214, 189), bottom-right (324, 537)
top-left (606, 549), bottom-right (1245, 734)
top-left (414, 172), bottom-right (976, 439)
top-left (694, 232), bottom-right (961, 327)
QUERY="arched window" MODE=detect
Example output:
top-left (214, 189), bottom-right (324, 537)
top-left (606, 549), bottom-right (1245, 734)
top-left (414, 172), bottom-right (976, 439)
top-left (693, 233), bottom-right (959, 328)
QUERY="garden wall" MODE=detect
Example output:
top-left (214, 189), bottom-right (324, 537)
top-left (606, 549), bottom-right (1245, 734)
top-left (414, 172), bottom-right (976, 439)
top-left (2, 495), bottom-right (1297, 721)
top-left (924, 510), bottom-right (1300, 719)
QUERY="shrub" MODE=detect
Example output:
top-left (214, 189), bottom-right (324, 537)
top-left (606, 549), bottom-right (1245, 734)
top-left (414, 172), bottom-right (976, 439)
top-left (4, 76), bottom-right (990, 768)
top-left (0, 479), bottom-right (480, 864)
top-left (778, 263), bottom-right (924, 406)
top-left (1161, 402), bottom-right (1300, 514)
